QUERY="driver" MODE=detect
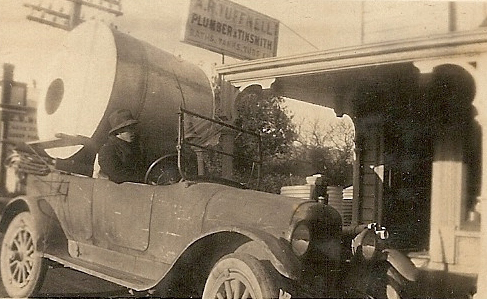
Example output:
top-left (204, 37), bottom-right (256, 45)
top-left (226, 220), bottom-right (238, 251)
top-left (98, 109), bottom-right (145, 184)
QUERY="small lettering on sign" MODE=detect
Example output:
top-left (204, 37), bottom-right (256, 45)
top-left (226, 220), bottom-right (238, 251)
top-left (279, 289), bottom-right (291, 299)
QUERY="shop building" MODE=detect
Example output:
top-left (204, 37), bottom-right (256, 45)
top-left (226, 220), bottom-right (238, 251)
top-left (0, 64), bottom-right (39, 196)
top-left (216, 5), bottom-right (487, 296)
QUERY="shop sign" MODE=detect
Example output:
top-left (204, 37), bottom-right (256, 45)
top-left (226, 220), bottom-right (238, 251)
top-left (6, 118), bottom-right (38, 142)
top-left (182, 0), bottom-right (279, 60)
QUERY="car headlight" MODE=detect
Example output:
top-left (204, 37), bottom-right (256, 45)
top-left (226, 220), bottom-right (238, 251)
top-left (352, 223), bottom-right (388, 261)
top-left (291, 222), bottom-right (310, 256)
top-left (359, 229), bottom-right (377, 260)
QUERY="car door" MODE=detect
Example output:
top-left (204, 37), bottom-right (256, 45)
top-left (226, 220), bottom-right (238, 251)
top-left (92, 179), bottom-right (155, 251)
top-left (61, 175), bottom-right (95, 243)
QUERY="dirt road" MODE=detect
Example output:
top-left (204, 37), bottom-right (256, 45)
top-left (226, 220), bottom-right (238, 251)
top-left (0, 265), bottom-right (130, 298)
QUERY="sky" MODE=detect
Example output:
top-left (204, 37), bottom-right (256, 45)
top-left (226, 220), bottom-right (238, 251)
top-left (6, 0), bottom-right (485, 142)
top-left (0, 0), bottom-right (363, 83)
top-left (0, 0), bottom-right (363, 131)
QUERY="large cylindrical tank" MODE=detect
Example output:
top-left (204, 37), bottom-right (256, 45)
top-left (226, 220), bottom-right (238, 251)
top-left (38, 21), bottom-right (214, 173)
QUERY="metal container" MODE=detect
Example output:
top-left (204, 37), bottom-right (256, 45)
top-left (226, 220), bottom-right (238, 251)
top-left (327, 185), bottom-right (343, 215)
top-left (38, 21), bottom-right (214, 171)
top-left (342, 186), bottom-right (353, 225)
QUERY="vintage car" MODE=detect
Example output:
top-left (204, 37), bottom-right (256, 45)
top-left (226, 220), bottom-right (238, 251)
top-left (0, 109), bottom-right (416, 298)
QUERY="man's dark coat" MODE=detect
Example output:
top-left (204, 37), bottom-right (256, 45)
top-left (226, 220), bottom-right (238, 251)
top-left (98, 135), bottom-right (145, 183)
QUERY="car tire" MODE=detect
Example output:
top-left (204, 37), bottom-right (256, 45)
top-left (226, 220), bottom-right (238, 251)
top-left (202, 253), bottom-right (279, 299)
top-left (0, 212), bottom-right (47, 298)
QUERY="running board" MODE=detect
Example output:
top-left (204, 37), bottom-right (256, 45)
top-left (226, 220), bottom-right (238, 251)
top-left (43, 246), bottom-right (159, 291)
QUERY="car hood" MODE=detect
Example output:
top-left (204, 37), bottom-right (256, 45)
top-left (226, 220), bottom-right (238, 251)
top-left (200, 183), bottom-right (313, 239)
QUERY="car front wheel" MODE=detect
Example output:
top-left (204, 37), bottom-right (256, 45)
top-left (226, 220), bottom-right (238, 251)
top-left (0, 211), bottom-right (47, 298)
top-left (366, 262), bottom-right (411, 299)
top-left (202, 253), bottom-right (279, 299)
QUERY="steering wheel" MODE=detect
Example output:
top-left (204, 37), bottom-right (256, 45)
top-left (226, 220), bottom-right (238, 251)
top-left (145, 154), bottom-right (182, 185)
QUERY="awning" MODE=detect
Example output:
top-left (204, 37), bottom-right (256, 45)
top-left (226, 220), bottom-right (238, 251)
top-left (216, 28), bottom-right (487, 116)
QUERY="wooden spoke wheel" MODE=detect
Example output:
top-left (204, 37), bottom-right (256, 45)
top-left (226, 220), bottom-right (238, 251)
top-left (1, 212), bottom-right (47, 298)
top-left (203, 253), bottom-right (278, 299)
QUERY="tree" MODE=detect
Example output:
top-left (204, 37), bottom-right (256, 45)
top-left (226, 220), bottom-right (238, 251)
top-left (295, 118), bottom-right (355, 186)
top-left (211, 76), bottom-right (353, 192)
top-left (233, 90), bottom-right (299, 193)
top-left (235, 92), bottom-right (296, 157)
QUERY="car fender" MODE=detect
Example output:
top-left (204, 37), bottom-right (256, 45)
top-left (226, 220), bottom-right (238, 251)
top-left (0, 196), bottom-right (66, 250)
top-left (383, 248), bottom-right (418, 282)
top-left (205, 226), bottom-right (301, 280)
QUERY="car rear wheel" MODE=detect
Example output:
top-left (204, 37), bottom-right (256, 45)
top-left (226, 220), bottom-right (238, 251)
top-left (1, 212), bottom-right (47, 298)
top-left (202, 253), bottom-right (279, 299)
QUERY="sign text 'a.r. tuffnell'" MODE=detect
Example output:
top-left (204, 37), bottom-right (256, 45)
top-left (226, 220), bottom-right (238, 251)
top-left (194, 0), bottom-right (276, 35)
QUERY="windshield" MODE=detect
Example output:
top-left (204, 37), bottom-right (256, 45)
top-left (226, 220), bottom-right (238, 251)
top-left (178, 108), bottom-right (262, 188)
